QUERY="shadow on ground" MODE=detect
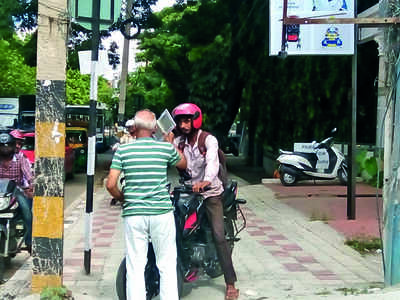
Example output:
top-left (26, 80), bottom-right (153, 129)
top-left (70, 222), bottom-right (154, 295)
top-left (226, 155), bottom-right (269, 185)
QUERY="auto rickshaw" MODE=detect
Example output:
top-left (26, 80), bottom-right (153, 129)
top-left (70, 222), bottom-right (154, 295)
top-left (66, 127), bottom-right (88, 173)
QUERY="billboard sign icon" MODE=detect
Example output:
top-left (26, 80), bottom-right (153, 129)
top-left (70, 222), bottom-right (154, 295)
top-left (269, 0), bottom-right (355, 56)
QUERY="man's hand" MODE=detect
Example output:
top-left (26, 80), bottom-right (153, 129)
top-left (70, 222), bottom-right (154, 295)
top-left (164, 131), bottom-right (174, 143)
top-left (193, 181), bottom-right (211, 193)
top-left (106, 169), bottom-right (124, 203)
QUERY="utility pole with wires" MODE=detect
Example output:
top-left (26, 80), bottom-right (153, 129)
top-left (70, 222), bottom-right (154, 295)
top-left (118, 0), bottom-right (134, 122)
top-left (32, 0), bottom-right (68, 292)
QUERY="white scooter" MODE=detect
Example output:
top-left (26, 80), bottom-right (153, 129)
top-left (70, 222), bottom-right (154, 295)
top-left (276, 128), bottom-right (348, 186)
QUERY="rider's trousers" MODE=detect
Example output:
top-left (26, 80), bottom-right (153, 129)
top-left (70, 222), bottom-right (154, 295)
top-left (205, 194), bottom-right (237, 285)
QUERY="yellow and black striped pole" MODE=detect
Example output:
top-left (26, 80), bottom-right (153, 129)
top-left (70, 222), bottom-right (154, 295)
top-left (32, 0), bottom-right (68, 292)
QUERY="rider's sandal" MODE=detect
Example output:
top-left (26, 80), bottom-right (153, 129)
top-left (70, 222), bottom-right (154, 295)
top-left (225, 286), bottom-right (239, 300)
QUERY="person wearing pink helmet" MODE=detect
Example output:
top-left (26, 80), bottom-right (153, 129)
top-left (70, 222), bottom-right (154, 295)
top-left (171, 103), bottom-right (239, 300)
top-left (9, 129), bottom-right (33, 191)
top-left (0, 132), bottom-right (33, 254)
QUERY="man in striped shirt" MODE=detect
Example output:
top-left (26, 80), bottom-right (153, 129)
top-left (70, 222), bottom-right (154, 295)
top-left (106, 109), bottom-right (186, 300)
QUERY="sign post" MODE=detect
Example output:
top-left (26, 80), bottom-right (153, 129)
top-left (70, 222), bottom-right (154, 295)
top-left (70, 0), bottom-right (121, 275)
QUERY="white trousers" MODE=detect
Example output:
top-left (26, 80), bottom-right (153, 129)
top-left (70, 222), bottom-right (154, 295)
top-left (124, 211), bottom-right (178, 300)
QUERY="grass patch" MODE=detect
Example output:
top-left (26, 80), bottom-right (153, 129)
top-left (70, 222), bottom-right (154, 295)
top-left (309, 210), bottom-right (331, 223)
top-left (40, 286), bottom-right (73, 300)
top-left (345, 237), bottom-right (382, 255)
top-left (336, 287), bottom-right (361, 296)
top-left (315, 288), bottom-right (331, 295)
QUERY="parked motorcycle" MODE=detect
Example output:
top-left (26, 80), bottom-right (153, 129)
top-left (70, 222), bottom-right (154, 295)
top-left (276, 128), bottom-right (348, 186)
top-left (115, 173), bottom-right (247, 299)
top-left (0, 179), bottom-right (28, 281)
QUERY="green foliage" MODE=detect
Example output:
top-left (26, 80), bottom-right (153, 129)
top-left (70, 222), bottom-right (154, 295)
top-left (0, 39), bottom-right (36, 97)
top-left (0, 0), bottom-right (20, 40)
top-left (0, 0), bottom-right (38, 40)
top-left (40, 285), bottom-right (72, 300)
top-left (66, 69), bottom-right (115, 108)
top-left (356, 150), bottom-right (383, 188)
top-left (130, 1), bottom-right (241, 137)
top-left (345, 237), bottom-right (382, 255)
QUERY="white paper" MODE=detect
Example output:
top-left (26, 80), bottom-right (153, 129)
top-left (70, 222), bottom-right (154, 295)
top-left (153, 109), bottom-right (176, 141)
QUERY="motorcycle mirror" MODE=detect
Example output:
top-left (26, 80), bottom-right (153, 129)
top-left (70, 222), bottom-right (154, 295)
top-left (331, 128), bottom-right (337, 134)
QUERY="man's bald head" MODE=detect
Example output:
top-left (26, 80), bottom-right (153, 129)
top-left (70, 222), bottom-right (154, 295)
top-left (134, 109), bottom-right (156, 131)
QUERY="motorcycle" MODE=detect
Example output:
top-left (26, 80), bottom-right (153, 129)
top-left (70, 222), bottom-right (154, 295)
top-left (276, 128), bottom-right (348, 186)
top-left (115, 173), bottom-right (247, 300)
top-left (0, 179), bottom-right (28, 281)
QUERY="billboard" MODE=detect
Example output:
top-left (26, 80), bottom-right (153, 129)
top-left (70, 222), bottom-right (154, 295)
top-left (270, 0), bottom-right (355, 56)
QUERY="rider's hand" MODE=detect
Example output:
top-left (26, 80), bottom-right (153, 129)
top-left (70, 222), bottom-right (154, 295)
top-left (24, 187), bottom-right (33, 199)
top-left (193, 181), bottom-right (211, 193)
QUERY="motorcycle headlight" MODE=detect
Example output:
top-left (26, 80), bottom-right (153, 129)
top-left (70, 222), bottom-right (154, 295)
top-left (0, 195), bottom-right (11, 211)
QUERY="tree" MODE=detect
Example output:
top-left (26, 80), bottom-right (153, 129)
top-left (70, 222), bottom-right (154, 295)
top-left (128, 0), bottom-right (380, 161)
top-left (133, 1), bottom-right (240, 137)
top-left (66, 69), bottom-right (116, 108)
top-left (0, 39), bottom-right (36, 97)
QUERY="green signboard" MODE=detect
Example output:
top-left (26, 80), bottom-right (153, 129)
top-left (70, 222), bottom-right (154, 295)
top-left (69, 0), bottom-right (122, 30)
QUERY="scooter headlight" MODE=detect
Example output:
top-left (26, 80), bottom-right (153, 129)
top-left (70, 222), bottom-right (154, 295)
top-left (0, 195), bottom-right (11, 211)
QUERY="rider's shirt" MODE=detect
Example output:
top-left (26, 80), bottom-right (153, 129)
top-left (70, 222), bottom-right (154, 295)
top-left (16, 152), bottom-right (33, 188)
top-left (174, 130), bottom-right (224, 199)
top-left (110, 137), bottom-right (181, 217)
top-left (0, 155), bottom-right (25, 187)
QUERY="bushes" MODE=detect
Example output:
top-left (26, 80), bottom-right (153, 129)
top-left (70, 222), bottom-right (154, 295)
top-left (356, 150), bottom-right (383, 188)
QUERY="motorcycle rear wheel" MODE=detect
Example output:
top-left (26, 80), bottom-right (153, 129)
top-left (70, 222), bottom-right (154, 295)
top-left (116, 257), bottom-right (186, 300)
top-left (225, 218), bottom-right (235, 254)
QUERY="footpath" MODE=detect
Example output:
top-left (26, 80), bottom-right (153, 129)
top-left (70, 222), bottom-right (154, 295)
top-left (0, 157), bottom-right (399, 300)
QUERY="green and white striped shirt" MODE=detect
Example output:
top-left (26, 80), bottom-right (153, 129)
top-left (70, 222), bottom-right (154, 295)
top-left (110, 137), bottom-right (181, 217)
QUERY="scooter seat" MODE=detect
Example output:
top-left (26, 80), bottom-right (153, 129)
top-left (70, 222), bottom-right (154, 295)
top-left (279, 149), bottom-right (293, 154)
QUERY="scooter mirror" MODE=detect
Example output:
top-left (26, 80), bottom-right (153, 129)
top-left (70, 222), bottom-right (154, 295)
top-left (331, 128), bottom-right (337, 134)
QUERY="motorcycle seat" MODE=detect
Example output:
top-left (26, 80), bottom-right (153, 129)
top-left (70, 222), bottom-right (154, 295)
top-left (223, 181), bottom-right (237, 211)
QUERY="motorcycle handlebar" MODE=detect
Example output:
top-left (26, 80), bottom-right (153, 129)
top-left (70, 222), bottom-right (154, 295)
top-left (182, 183), bottom-right (211, 193)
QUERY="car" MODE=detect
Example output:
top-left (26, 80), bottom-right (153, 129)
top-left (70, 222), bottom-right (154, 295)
top-left (321, 27), bottom-right (343, 47)
top-left (20, 131), bottom-right (75, 179)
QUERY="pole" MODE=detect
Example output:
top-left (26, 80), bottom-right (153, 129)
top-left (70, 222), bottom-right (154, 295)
top-left (347, 15), bottom-right (357, 220)
top-left (118, 0), bottom-right (133, 122)
top-left (280, 0), bottom-right (288, 55)
top-left (32, 0), bottom-right (68, 292)
top-left (84, 0), bottom-right (100, 275)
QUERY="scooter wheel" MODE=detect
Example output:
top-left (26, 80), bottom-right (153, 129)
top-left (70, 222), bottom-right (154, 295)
top-left (280, 171), bottom-right (297, 186)
top-left (338, 168), bottom-right (348, 186)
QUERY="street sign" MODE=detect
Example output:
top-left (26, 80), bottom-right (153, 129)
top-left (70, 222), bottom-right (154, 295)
top-left (69, 0), bottom-right (122, 30)
top-left (270, 0), bottom-right (355, 56)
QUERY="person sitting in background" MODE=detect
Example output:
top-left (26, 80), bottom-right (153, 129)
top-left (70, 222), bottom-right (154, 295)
top-left (112, 119), bottom-right (136, 152)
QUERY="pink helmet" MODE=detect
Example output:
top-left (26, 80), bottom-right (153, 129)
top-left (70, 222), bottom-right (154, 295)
top-left (172, 103), bottom-right (202, 129)
top-left (9, 129), bottom-right (25, 140)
